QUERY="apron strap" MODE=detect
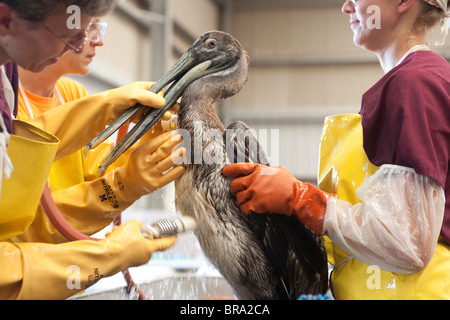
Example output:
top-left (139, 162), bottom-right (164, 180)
top-left (0, 65), bottom-right (14, 191)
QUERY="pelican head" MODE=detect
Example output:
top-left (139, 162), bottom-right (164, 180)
top-left (180, 31), bottom-right (249, 105)
top-left (86, 31), bottom-right (248, 174)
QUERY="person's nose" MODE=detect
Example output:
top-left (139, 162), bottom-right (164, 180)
top-left (342, 0), bottom-right (356, 15)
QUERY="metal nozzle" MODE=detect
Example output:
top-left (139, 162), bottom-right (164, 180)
top-left (141, 216), bottom-right (197, 239)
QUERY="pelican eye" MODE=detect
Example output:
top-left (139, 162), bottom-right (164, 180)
top-left (206, 39), bottom-right (216, 49)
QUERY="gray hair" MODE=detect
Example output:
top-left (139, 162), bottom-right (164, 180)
top-left (1, 0), bottom-right (119, 22)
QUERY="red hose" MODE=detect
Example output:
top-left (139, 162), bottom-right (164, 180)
top-left (40, 124), bottom-right (148, 299)
top-left (41, 184), bottom-right (96, 241)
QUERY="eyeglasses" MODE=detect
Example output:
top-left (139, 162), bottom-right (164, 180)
top-left (88, 22), bottom-right (107, 43)
top-left (40, 22), bottom-right (90, 53)
top-left (348, 0), bottom-right (359, 5)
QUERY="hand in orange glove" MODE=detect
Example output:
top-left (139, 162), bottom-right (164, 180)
top-left (222, 163), bottom-right (334, 235)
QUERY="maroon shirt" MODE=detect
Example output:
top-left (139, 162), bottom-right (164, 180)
top-left (0, 61), bottom-right (18, 133)
top-left (361, 51), bottom-right (450, 244)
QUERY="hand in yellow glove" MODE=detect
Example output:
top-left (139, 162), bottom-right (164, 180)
top-left (1, 220), bottom-right (175, 300)
top-left (159, 103), bottom-right (181, 133)
top-left (117, 130), bottom-right (186, 200)
top-left (121, 103), bottom-right (181, 157)
top-left (17, 106), bottom-right (185, 243)
top-left (52, 131), bottom-right (186, 221)
top-left (85, 103), bottom-right (181, 179)
top-left (29, 81), bottom-right (166, 161)
top-left (92, 81), bottom-right (167, 125)
top-left (223, 163), bottom-right (334, 235)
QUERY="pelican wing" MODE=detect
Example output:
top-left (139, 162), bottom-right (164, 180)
top-left (224, 120), bottom-right (269, 166)
top-left (225, 121), bottom-right (328, 299)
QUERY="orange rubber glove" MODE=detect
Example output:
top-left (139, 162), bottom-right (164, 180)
top-left (222, 163), bottom-right (334, 235)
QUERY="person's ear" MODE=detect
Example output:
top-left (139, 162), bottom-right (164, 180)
top-left (0, 3), bottom-right (14, 36)
top-left (398, 0), bottom-right (415, 14)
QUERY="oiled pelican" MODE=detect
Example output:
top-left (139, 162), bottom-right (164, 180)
top-left (173, 32), bottom-right (328, 299)
top-left (87, 31), bottom-right (328, 299)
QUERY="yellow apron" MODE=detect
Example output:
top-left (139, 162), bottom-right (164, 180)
top-left (47, 151), bottom-right (84, 192)
top-left (318, 114), bottom-right (450, 300)
top-left (19, 83), bottom-right (86, 193)
top-left (0, 120), bottom-right (59, 241)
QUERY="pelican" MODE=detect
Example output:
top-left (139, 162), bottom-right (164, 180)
top-left (87, 31), bottom-right (328, 299)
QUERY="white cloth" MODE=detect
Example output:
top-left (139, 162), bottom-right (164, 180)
top-left (423, 0), bottom-right (448, 11)
top-left (423, 0), bottom-right (450, 46)
top-left (396, 44), bottom-right (430, 67)
top-left (323, 164), bottom-right (445, 274)
top-left (435, 15), bottom-right (449, 46)
top-left (0, 66), bottom-right (14, 197)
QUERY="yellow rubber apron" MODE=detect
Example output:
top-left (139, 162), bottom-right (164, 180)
top-left (19, 82), bottom-right (85, 192)
top-left (318, 113), bottom-right (450, 300)
top-left (0, 120), bottom-right (59, 241)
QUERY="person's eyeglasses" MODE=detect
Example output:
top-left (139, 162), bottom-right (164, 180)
top-left (348, 0), bottom-right (359, 5)
top-left (88, 22), bottom-right (107, 43)
top-left (39, 22), bottom-right (90, 53)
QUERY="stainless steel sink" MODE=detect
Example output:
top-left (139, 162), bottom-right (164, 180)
top-left (69, 274), bottom-right (235, 300)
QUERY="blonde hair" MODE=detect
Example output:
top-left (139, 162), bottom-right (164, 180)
top-left (412, 0), bottom-right (450, 34)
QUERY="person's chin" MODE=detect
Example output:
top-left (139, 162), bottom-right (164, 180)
top-left (353, 32), bottom-right (369, 51)
top-left (27, 64), bottom-right (47, 73)
top-left (31, 57), bottom-right (60, 72)
top-left (79, 69), bottom-right (90, 76)
top-left (76, 65), bottom-right (90, 76)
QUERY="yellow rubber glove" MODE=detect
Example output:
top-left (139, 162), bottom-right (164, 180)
top-left (11, 106), bottom-right (183, 244)
top-left (50, 131), bottom-right (185, 222)
top-left (115, 130), bottom-right (186, 200)
top-left (0, 220), bottom-right (176, 300)
top-left (84, 103), bottom-right (181, 180)
top-left (29, 82), bottom-right (166, 161)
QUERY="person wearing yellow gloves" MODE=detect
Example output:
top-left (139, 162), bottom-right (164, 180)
top-left (14, 17), bottom-right (181, 243)
top-left (0, 0), bottom-right (184, 299)
top-left (224, 0), bottom-right (450, 299)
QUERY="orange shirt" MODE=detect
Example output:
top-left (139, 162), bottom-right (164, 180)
top-left (17, 77), bottom-right (87, 120)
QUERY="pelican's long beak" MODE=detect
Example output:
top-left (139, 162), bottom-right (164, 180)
top-left (86, 49), bottom-right (238, 174)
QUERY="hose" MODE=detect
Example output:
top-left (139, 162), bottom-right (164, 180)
top-left (40, 124), bottom-right (149, 300)
top-left (41, 185), bottom-right (149, 300)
